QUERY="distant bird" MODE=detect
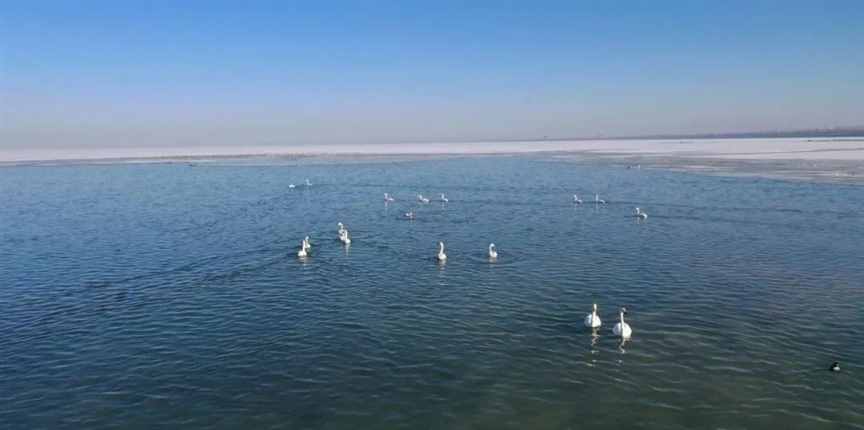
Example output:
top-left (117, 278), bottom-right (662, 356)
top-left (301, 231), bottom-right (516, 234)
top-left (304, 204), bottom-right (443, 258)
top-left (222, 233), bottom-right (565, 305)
top-left (297, 239), bottom-right (309, 258)
top-left (303, 236), bottom-right (312, 250)
top-left (339, 229), bottom-right (351, 245)
top-left (612, 307), bottom-right (632, 338)
top-left (634, 207), bottom-right (648, 219)
top-left (437, 241), bottom-right (447, 261)
top-left (595, 194), bottom-right (607, 204)
top-left (440, 193), bottom-right (449, 203)
top-left (404, 211), bottom-right (416, 220)
top-left (417, 194), bottom-right (430, 204)
top-left (584, 303), bottom-right (602, 328)
top-left (384, 193), bottom-right (395, 202)
top-left (830, 362), bottom-right (840, 372)
top-left (488, 243), bottom-right (498, 259)
top-left (305, 178), bottom-right (312, 186)
top-left (573, 194), bottom-right (583, 204)
top-left (288, 184), bottom-right (296, 189)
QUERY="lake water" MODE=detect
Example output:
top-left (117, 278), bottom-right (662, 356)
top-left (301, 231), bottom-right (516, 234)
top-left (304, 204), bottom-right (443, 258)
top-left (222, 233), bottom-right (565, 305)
top-left (2, 156), bottom-right (863, 429)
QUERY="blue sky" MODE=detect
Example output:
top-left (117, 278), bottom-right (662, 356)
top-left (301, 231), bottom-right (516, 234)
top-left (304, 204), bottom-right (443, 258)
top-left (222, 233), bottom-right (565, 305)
top-left (1, 1), bottom-right (862, 148)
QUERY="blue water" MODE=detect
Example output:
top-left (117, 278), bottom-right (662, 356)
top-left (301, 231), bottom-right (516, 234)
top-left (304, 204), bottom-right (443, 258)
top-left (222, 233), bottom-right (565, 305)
top-left (2, 156), bottom-right (863, 429)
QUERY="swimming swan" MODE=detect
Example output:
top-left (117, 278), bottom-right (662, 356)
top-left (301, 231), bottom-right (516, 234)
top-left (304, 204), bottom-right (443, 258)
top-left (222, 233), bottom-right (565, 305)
top-left (418, 194), bottom-right (430, 204)
top-left (488, 243), bottom-right (498, 259)
top-left (339, 229), bottom-right (351, 245)
top-left (288, 184), bottom-right (296, 189)
top-left (297, 240), bottom-right (309, 258)
top-left (437, 241), bottom-right (447, 261)
top-left (573, 194), bottom-right (583, 204)
top-left (440, 193), bottom-right (449, 202)
top-left (305, 178), bottom-right (312, 186)
top-left (595, 194), bottom-right (607, 204)
top-left (384, 193), bottom-right (395, 202)
top-left (584, 303), bottom-right (602, 328)
top-left (634, 207), bottom-right (648, 219)
top-left (337, 222), bottom-right (346, 236)
top-left (404, 211), bottom-right (415, 220)
top-left (612, 307), bottom-right (632, 338)
top-left (303, 236), bottom-right (312, 250)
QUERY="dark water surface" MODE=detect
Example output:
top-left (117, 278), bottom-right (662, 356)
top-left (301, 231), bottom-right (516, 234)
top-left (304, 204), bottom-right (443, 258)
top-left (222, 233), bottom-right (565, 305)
top-left (2, 157), bottom-right (863, 429)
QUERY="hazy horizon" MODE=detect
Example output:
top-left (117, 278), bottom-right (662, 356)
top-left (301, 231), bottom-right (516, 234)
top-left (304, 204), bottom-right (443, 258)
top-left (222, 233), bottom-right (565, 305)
top-left (2, 1), bottom-right (863, 152)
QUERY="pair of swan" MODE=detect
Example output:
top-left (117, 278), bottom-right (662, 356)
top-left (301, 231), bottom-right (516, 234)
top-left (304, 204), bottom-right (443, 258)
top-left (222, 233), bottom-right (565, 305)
top-left (297, 236), bottom-right (311, 257)
top-left (288, 179), bottom-right (312, 189)
top-left (584, 304), bottom-right (632, 338)
top-left (573, 194), bottom-right (605, 204)
top-left (436, 242), bottom-right (498, 261)
top-left (388, 193), bottom-right (447, 203)
top-left (574, 194), bottom-right (649, 220)
top-left (418, 193), bottom-right (449, 203)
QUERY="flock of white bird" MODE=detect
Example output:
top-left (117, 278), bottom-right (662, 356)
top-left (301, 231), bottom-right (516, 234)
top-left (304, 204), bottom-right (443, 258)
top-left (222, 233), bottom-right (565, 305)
top-left (293, 185), bottom-right (643, 339)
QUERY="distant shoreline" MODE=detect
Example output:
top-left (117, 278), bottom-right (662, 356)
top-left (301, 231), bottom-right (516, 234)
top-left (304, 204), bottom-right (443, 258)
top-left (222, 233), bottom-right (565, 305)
top-left (3, 136), bottom-right (864, 163)
top-left (527, 127), bottom-right (864, 142)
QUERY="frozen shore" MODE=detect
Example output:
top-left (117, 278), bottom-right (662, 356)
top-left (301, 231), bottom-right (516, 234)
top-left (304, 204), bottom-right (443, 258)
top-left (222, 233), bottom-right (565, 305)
top-left (3, 137), bottom-right (863, 183)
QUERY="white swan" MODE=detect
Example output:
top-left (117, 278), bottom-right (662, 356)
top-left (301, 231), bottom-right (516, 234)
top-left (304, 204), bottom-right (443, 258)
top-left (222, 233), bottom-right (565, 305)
top-left (595, 193), bottom-right (606, 204)
top-left (584, 303), bottom-right (602, 328)
top-left (288, 184), bottom-right (296, 189)
top-left (573, 194), bottom-right (582, 204)
top-left (440, 193), bottom-right (449, 202)
top-left (488, 243), bottom-right (498, 259)
top-left (297, 240), bottom-right (309, 258)
top-left (305, 178), bottom-right (312, 186)
top-left (417, 194), bottom-right (430, 204)
top-left (404, 211), bottom-right (415, 220)
top-left (612, 308), bottom-right (632, 338)
top-left (337, 222), bottom-right (346, 236)
top-left (634, 207), bottom-right (648, 219)
top-left (384, 193), bottom-right (395, 202)
top-left (437, 241), bottom-right (447, 261)
top-left (339, 229), bottom-right (351, 245)
top-left (303, 236), bottom-right (312, 249)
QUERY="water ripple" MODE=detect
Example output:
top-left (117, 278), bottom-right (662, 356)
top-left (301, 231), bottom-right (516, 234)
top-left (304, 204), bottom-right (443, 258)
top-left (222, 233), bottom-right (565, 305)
top-left (1, 159), bottom-right (862, 429)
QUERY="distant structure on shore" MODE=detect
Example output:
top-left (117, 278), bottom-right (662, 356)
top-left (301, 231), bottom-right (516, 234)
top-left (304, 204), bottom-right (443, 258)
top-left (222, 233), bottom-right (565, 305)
top-left (533, 126), bottom-right (864, 142)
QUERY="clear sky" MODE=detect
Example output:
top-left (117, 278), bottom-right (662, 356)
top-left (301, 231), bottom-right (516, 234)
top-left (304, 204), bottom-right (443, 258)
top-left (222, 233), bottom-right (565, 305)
top-left (1, 1), bottom-right (862, 150)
